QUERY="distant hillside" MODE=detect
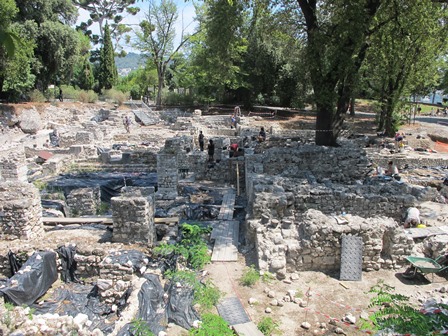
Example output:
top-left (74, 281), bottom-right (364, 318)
top-left (115, 52), bottom-right (144, 70)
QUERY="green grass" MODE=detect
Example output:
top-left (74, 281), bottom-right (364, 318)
top-left (240, 265), bottom-right (260, 287)
top-left (189, 313), bottom-right (234, 336)
top-left (165, 270), bottom-right (222, 312)
top-left (258, 317), bottom-right (281, 335)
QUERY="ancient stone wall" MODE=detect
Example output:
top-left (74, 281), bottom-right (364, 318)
top-left (157, 154), bottom-right (178, 199)
top-left (248, 209), bottom-right (413, 277)
top-left (111, 188), bottom-right (156, 245)
top-left (66, 187), bottom-right (101, 216)
top-left (248, 175), bottom-right (417, 220)
top-left (244, 144), bottom-right (421, 276)
top-left (129, 150), bottom-right (158, 167)
top-left (0, 182), bottom-right (44, 240)
top-left (247, 144), bottom-right (371, 182)
top-left (0, 145), bottom-right (28, 182)
top-left (368, 152), bottom-right (448, 171)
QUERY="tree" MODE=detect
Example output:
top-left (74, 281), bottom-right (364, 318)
top-left (98, 23), bottom-right (117, 90)
top-left (73, 32), bottom-right (95, 90)
top-left (116, 62), bottom-right (158, 99)
top-left (74, 0), bottom-right (140, 49)
top-left (0, 0), bottom-right (34, 98)
top-left (10, 0), bottom-right (80, 93)
top-left (134, 0), bottom-right (194, 107)
top-left (243, 0), bottom-right (307, 107)
top-left (34, 21), bottom-right (80, 90)
top-left (0, 0), bottom-right (20, 92)
top-left (2, 23), bottom-right (36, 99)
top-left (362, 0), bottom-right (448, 135)
top-left (297, 0), bottom-right (382, 146)
top-left (14, 0), bottom-right (77, 25)
top-left (187, 0), bottom-right (248, 103)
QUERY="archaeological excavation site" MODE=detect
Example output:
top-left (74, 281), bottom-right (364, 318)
top-left (0, 101), bottom-right (448, 336)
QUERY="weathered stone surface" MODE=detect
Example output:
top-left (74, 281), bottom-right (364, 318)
top-left (19, 107), bottom-right (42, 134)
top-left (111, 187), bottom-right (156, 245)
top-left (0, 181), bottom-right (44, 241)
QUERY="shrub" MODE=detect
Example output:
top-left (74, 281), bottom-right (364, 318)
top-left (258, 317), bottom-right (281, 335)
top-left (189, 313), bottom-right (234, 336)
top-left (195, 280), bottom-right (222, 311)
top-left (240, 265), bottom-right (260, 287)
top-left (78, 90), bottom-right (98, 103)
top-left (154, 223), bottom-right (211, 270)
top-left (96, 202), bottom-right (110, 215)
top-left (130, 318), bottom-right (155, 336)
top-left (360, 280), bottom-right (448, 335)
top-left (29, 89), bottom-right (46, 102)
top-left (261, 271), bottom-right (275, 284)
top-left (33, 180), bottom-right (47, 191)
top-left (163, 91), bottom-right (196, 106)
top-left (60, 85), bottom-right (79, 100)
top-left (104, 88), bottom-right (128, 106)
top-left (165, 270), bottom-right (222, 312)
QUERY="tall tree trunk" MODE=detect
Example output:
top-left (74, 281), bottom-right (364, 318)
top-left (349, 97), bottom-right (355, 116)
top-left (315, 101), bottom-right (338, 146)
top-left (384, 97), bottom-right (396, 137)
top-left (156, 73), bottom-right (164, 107)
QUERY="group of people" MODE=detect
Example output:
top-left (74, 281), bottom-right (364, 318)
top-left (198, 131), bottom-right (215, 162)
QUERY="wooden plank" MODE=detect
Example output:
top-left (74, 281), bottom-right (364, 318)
top-left (43, 217), bottom-right (113, 225)
top-left (154, 217), bottom-right (179, 224)
top-left (44, 216), bottom-right (180, 226)
top-left (233, 322), bottom-right (265, 336)
top-left (218, 191), bottom-right (236, 220)
top-left (212, 220), bottom-right (239, 262)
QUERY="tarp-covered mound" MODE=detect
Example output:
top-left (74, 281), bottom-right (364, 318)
top-left (0, 251), bottom-right (57, 305)
top-left (32, 283), bottom-right (116, 334)
top-left (117, 273), bottom-right (200, 335)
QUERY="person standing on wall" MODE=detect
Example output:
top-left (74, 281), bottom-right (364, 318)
top-left (198, 131), bottom-right (204, 151)
top-left (208, 139), bottom-right (215, 162)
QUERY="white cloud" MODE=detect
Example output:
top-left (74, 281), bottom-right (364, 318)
top-left (75, 0), bottom-right (198, 52)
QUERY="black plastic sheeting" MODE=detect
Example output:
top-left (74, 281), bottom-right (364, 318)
top-left (57, 245), bottom-right (78, 283)
top-left (107, 250), bottom-right (151, 275)
top-left (117, 273), bottom-right (200, 336)
top-left (46, 172), bottom-right (157, 202)
top-left (8, 250), bottom-right (22, 276)
top-left (32, 283), bottom-right (116, 334)
top-left (165, 280), bottom-right (200, 330)
top-left (0, 251), bottom-right (58, 306)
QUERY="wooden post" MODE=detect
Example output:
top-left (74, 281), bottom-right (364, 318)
top-left (236, 162), bottom-right (240, 196)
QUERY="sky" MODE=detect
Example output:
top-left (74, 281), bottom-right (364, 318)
top-left (76, 0), bottom-right (198, 52)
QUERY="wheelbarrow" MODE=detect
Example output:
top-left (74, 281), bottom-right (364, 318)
top-left (402, 255), bottom-right (448, 281)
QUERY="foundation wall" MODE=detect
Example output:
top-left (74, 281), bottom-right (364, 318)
top-left (0, 182), bottom-right (44, 241)
top-left (111, 188), bottom-right (156, 245)
top-left (249, 210), bottom-right (413, 277)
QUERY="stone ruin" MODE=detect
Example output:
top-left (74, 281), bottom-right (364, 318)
top-left (0, 102), bottom-right (448, 334)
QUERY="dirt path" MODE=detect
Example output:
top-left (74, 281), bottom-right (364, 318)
top-left (205, 254), bottom-right (447, 336)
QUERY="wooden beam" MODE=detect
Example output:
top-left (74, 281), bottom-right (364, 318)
top-left (43, 217), bottom-right (113, 225)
